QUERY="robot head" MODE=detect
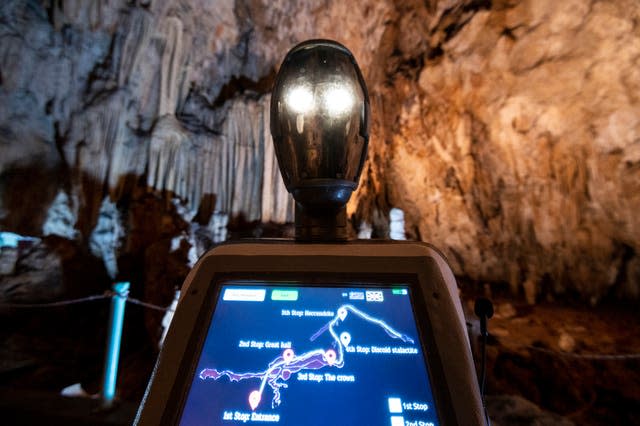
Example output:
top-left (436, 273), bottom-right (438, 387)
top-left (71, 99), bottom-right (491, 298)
top-left (270, 39), bottom-right (370, 212)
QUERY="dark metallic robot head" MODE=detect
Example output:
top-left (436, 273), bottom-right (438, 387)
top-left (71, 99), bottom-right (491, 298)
top-left (270, 39), bottom-right (370, 241)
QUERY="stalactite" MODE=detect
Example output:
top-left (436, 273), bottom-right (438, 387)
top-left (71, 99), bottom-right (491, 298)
top-left (158, 16), bottom-right (184, 117)
top-left (48, 0), bottom-right (121, 31)
top-left (261, 96), bottom-right (295, 223)
top-left (118, 9), bottom-right (153, 88)
top-left (145, 97), bottom-right (293, 223)
top-left (222, 98), bottom-right (264, 221)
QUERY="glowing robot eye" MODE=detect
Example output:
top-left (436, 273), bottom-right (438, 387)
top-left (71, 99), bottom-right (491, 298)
top-left (285, 85), bottom-right (314, 114)
top-left (322, 86), bottom-right (354, 116)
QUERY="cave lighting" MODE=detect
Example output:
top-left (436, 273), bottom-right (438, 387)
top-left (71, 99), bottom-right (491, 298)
top-left (321, 84), bottom-right (354, 116)
top-left (285, 84), bottom-right (314, 114)
top-left (284, 83), bottom-right (355, 118)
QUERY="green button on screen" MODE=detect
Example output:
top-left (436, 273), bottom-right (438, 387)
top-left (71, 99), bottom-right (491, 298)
top-left (271, 289), bottom-right (299, 301)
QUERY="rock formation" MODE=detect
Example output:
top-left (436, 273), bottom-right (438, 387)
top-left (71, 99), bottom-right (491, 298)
top-left (0, 0), bottom-right (638, 303)
top-left (369, 0), bottom-right (640, 303)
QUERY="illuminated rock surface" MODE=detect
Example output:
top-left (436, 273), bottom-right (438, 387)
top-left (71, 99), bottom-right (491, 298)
top-left (2, 0), bottom-right (638, 302)
top-left (372, 0), bottom-right (640, 303)
top-left (1, 0), bottom-right (638, 301)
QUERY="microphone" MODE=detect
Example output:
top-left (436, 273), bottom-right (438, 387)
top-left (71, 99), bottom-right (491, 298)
top-left (474, 297), bottom-right (494, 425)
top-left (474, 297), bottom-right (494, 338)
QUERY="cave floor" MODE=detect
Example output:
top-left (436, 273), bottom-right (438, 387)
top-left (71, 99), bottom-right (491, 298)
top-left (462, 292), bottom-right (640, 426)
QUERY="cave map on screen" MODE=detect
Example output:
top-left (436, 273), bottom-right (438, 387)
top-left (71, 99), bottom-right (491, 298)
top-left (179, 284), bottom-right (440, 426)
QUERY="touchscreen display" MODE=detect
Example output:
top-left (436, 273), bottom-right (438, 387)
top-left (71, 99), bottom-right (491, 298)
top-left (179, 283), bottom-right (440, 426)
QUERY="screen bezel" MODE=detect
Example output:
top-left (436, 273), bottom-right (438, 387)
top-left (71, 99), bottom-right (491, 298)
top-left (162, 271), bottom-right (456, 425)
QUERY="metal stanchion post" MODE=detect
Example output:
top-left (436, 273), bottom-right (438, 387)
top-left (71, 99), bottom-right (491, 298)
top-left (101, 281), bottom-right (129, 407)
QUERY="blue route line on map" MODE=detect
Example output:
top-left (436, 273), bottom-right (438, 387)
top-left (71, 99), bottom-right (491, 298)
top-left (199, 304), bottom-right (414, 410)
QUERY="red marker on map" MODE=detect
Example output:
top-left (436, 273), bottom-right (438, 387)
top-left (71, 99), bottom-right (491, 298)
top-left (283, 348), bottom-right (295, 363)
top-left (325, 349), bottom-right (337, 366)
top-left (249, 390), bottom-right (261, 410)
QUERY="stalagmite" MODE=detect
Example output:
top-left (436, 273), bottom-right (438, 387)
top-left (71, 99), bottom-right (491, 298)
top-left (42, 191), bottom-right (79, 240)
top-left (89, 196), bottom-right (123, 279)
top-left (389, 208), bottom-right (406, 241)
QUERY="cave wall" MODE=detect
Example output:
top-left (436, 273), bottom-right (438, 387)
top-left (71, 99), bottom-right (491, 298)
top-left (359, 0), bottom-right (640, 303)
top-left (0, 0), bottom-right (638, 303)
